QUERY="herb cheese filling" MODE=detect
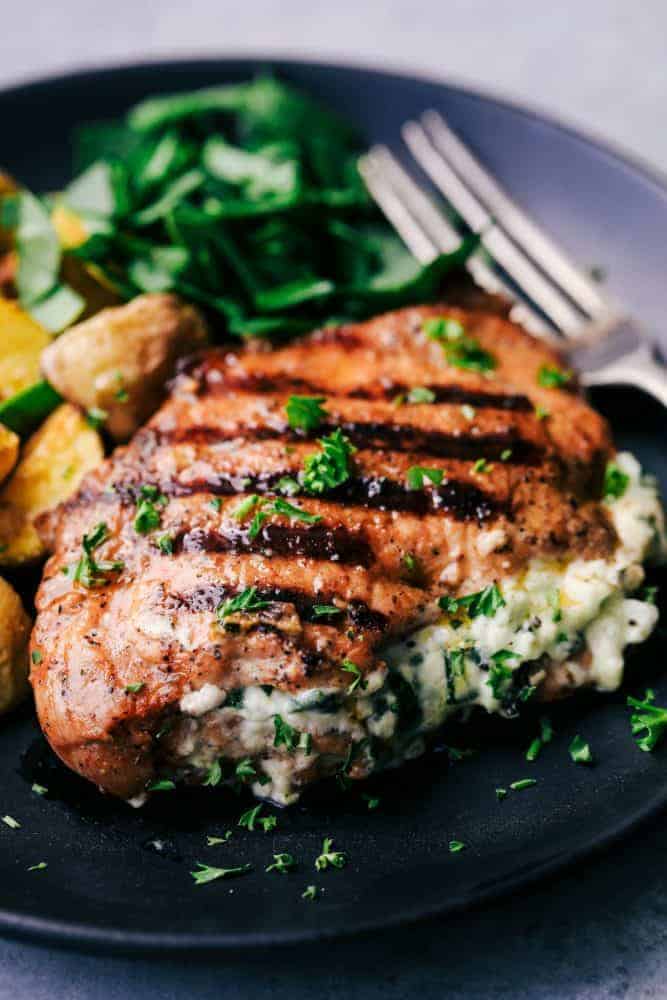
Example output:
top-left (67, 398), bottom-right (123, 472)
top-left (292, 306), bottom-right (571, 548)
top-left (175, 452), bottom-right (665, 805)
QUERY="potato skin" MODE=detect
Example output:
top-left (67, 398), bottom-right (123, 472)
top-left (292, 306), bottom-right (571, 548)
top-left (0, 576), bottom-right (31, 716)
top-left (0, 424), bottom-right (19, 484)
top-left (40, 293), bottom-right (208, 441)
top-left (0, 403), bottom-right (103, 565)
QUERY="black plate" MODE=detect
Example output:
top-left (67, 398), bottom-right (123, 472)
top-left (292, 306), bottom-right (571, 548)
top-left (0, 58), bottom-right (666, 953)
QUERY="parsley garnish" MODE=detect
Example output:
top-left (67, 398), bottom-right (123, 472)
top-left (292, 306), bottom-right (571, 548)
top-left (312, 604), bottom-right (342, 617)
top-left (266, 852), bottom-right (295, 874)
top-left (487, 649), bottom-right (517, 699)
top-left (207, 832), bottom-right (232, 846)
top-left (603, 461), bottom-right (630, 500)
top-left (406, 466), bottom-right (445, 489)
top-left (509, 778), bottom-right (537, 791)
top-left (209, 497), bottom-right (223, 512)
top-left (235, 494), bottom-right (322, 539)
top-left (569, 734), bottom-right (593, 764)
top-left (341, 659), bottom-right (367, 694)
top-left (114, 373), bottom-right (129, 402)
top-left (238, 804), bottom-right (263, 830)
top-left (27, 862), bottom-right (47, 872)
top-left (302, 428), bottom-right (356, 494)
top-left (276, 475), bottom-right (300, 496)
top-left (65, 522), bottom-right (124, 588)
top-left (627, 692), bottom-right (667, 751)
top-left (525, 715), bottom-right (553, 761)
top-left (156, 532), bottom-right (175, 555)
top-left (273, 715), bottom-right (312, 754)
top-left (31, 649), bottom-right (42, 665)
top-left (302, 884), bottom-right (318, 900)
top-left (86, 406), bottom-right (108, 429)
top-left (537, 364), bottom-right (571, 388)
top-left (472, 458), bottom-right (490, 474)
top-left (448, 840), bottom-right (465, 853)
top-left (31, 783), bottom-right (47, 796)
top-left (148, 779), bottom-right (175, 791)
top-left (315, 837), bottom-right (347, 871)
top-left (134, 485), bottom-right (167, 534)
top-left (124, 682), bottom-right (144, 694)
top-left (535, 404), bottom-right (550, 420)
top-left (203, 760), bottom-right (222, 787)
top-left (439, 584), bottom-right (505, 619)
top-left (406, 386), bottom-right (436, 404)
top-left (286, 395), bottom-right (327, 431)
top-left (495, 787), bottom-right (508, 801)
top-left (190, 862), bottom-right (252, 885)
top-left (2, 815), bottom-right (20, 829)
top-left (423, 316), bottom-right (496, 372)
top-left (362, 793), bottom-right (380, 810)
top-left (217, 587), bottom-right (269, 621)
top-left (235, 758), bottom-right (256, 782)
top-left (259, 815), bottom-right (278, 833)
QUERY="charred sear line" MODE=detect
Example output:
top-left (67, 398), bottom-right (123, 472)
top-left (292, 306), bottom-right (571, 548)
top-left (186, 367), bottom-right (532, 411)
top-left (108, 470), bottom-right (505, 521)
top-left (153, 421), bottom-right (541, 463)
top-left (164, 584), bottom-right (387, 631)
top-left (176, 524), bottom-right (374, 566)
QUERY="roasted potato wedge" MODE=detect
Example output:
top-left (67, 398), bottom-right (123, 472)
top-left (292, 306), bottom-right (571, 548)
top-left (0, 403), bottom-right (103, 565)
top-left (41, 292), bottom-right (208, 441)
top-left (0, 424), bottom-right (19, 483)
top-left (0, 576), bottom-right (31, 715)
top-left (0, 299), bottom-right (50, 402)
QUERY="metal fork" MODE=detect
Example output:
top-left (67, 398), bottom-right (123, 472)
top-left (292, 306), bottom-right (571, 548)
top-left (358, 111), bottom-right (667, 407)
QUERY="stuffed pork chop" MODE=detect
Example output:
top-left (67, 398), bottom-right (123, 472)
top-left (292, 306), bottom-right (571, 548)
top-left (29, 304), bottom-right (665, 805)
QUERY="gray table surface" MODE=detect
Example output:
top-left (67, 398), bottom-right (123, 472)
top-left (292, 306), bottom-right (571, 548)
top-left (1, 1), bottom-right (667, 997)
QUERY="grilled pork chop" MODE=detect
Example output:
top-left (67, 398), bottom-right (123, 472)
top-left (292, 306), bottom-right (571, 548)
top-left (29, 304), bottom-right (660, 804)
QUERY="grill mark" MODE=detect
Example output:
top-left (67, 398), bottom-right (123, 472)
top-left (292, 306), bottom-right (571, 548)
top-left (155, 421), bottom-right (541, 464)
top-left (164, 584), bottom-right (387, 631)
top-left (108, 471), bottom-right (505, 521)
top-left (186, 366), bottom-right (532, 412)
top-left (175, 524), bottom-right (373, 566)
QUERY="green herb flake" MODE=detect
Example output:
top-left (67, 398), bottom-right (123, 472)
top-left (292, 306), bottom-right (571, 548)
top-left (535, 404), bottom-right (550, 421)
top-left (472, 458), bottom-right (490, 474)
top-left (495, 787), bottom-right (508, 801)
top-left (285, 395), bottom-right (327, 431)
top-left (114, 373), bottom-right (129, 403)
top-left (203, 760), bottom-right (223, 787)
top-left (603, 461), bottom-right (630, 500)
top-left (238, 804), bottom-right (263, 831)
top-left (190, 862), bottom-right (252, 885)
top-left (27, 862), bottom-right (47, 872)
top-left (124, 682), bottom-right (145, 694)
top-left (362, 793), bottom-right (380, 810)
top-left (315, 837), bottom-right (347, 871)
top-left (86, 407), bottom-right (108, 430)
top-left (259, 815), bottom-right (278, 833)
top-left (537, 364), bottom-right (571, 389)
top-left (406, 386), bottom-right (436, 404)
top-left (65, 522), bottom-right (124, 588)
top-left (134, 485), bottom-right (167, 534)
top-left (341, 659), bottom-right (367, 694)
top-left (266, 852), bottom-right (295, 874)
top-left (148, 779), bottom-right (176, 792)
top-left (439, 583), bottom-right (505, 619)
top-left (207, 832), bottom-right (232, 846)
top-left (2, 815), bottom-right (20, 829)
top-left (31, 649), bottom-right (43, 665)
top-left (448, 840), bottom-right (465, 853)
top-left (569, 734), bottom-right (594, 765)
top-left (627, 692), bottom-right (667, 752)
top-left (156, 533), bottom-right (175, 555)
top-left (31, 784), bottom-right (48, 796)
top-left (500, 449), bottom-right (512, 461)
top-left (407, 465), bottom-right (445, 489)
top-left (302, 884), bottom-right (318, 901)
top-left (302, 429), bottom-right (356, 495)
top-left (509, 778), bottom-right (537, 791)
top-left (276, 476), bottom-right (300, 496)
top-left (209, 497), bottom-right (223, 512)
top-left (217, 586), bottom-right (269, 621)
top-left (312, 604), bottom-right (343, 617)
top-left (424, 316), bottom-right (496, 373)
top-left (525, 737), bottom-right (543, 763)
top-left (461, 404), bottom-right (476, 421)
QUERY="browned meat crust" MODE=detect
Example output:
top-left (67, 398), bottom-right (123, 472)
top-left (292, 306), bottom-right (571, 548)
top-left (30, 304), bottom-right (616, 799)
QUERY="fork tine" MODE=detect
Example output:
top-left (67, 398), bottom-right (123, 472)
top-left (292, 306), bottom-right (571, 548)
top-left (358, 153), bottom-right (436, 263)
top-left (362, 148), bottom-right (553, 338)
top-left (421, 110), bottom-right (608, 318)
top-left (403, 120), bottom-right (587, 336)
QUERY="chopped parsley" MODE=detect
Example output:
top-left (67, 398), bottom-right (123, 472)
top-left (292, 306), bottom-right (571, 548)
top-left (472, 458), bottom-right (490, 474)
top-left (31, 649), bottom-right (42, 665)
top-left (341, 659), bottom-right (367, 694)
top-left (406, 466), bottom-right (445, 489)
top-left (273, 715), bottom-right (311, 754)
top-left (315, 837), bottom-right (347, 871)
top-left (259, 815), bottom-right (278, 833)
top-left (603, 461), bottom-right (630, 500)
top-left (406, 386), bottom-right (436, 404)
top-left (203, 760), bottom-right (222, 787)
top-left (276, 475), bottom-right (300, 496)
top-left (286, 395), bottom-right (327, 431)
top-left (235, 758), bottom-right (257, 782)
top-left (27, 862), bottom-right (47, 872)
top-left (217, 586), bottom-right (269, 621)
top-left (31, 783), bottom-right (48, 796)
top-left (86, 406), bottom-right (108, 429)
top-left (238, 804), bottom-right (264, 831)
top-left (495, 787), bottom-right (508, 801)
top-left (124, 682), bottom-right (145, 694)
top-left (268, 497), bottom-right (322, 525)
top-left (235, 494), bottom-right (322, 539)
top-left (526, 715), bottom-right (553, 761)
top-left (500, 448), bottom-right (512, 461)
top-left (148, 779), bottom-right (175, 792)
top-left (266, 852), bottom-right (295, 874)
top-left (535, 404), bottom-right (550, 421)
top-left (362, 793), bottom-right (380, 810)
top-left (537, 364), bottom-right (571, 388)
top-left (209, 497), bottom-right (223, 512)
top-left (156, 532), bottom-right (175, 555)
top-left (461, 404), bottom-right (476, 421)
top-left (312, 604), bottom-right (343, 617)
top-left (439, 583), bottom-right (505, 619)
top-left (487, 649), bottom-right (517, 699)
top-left (302, 428), bottom-right (356, 494)
top-left (65, 522), bottom-right (124, 588)
top-left (423, 316), bottom-right (496, 373)
top-left (509, 778), bottom-right (537, 791)
top-left (2, 815), bottom-right (20, 829)
top-left (207, 832), bottom-right (232, 846)
top-left (569, 734), bottom-right (593, 764)
top-left (627, 692), bottom-right (667, 751)
top-left (448, 840), bottom-right (465, 853)
top-left (302, 884), bottom-right (318, 901)
top-left (190, 862), bottom-right (252, 885)
top-left (134, 485), bottom-right (167, 534)
top-left (114, 373), bottom-right (129, 402)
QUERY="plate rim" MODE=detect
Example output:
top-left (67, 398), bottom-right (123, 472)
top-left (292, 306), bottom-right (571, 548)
top-left (0, 53), bottom-right (666, 954)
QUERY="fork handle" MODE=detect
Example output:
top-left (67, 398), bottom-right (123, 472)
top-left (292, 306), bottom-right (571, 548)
top-left (581, 340), bottom-right (667, 408)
